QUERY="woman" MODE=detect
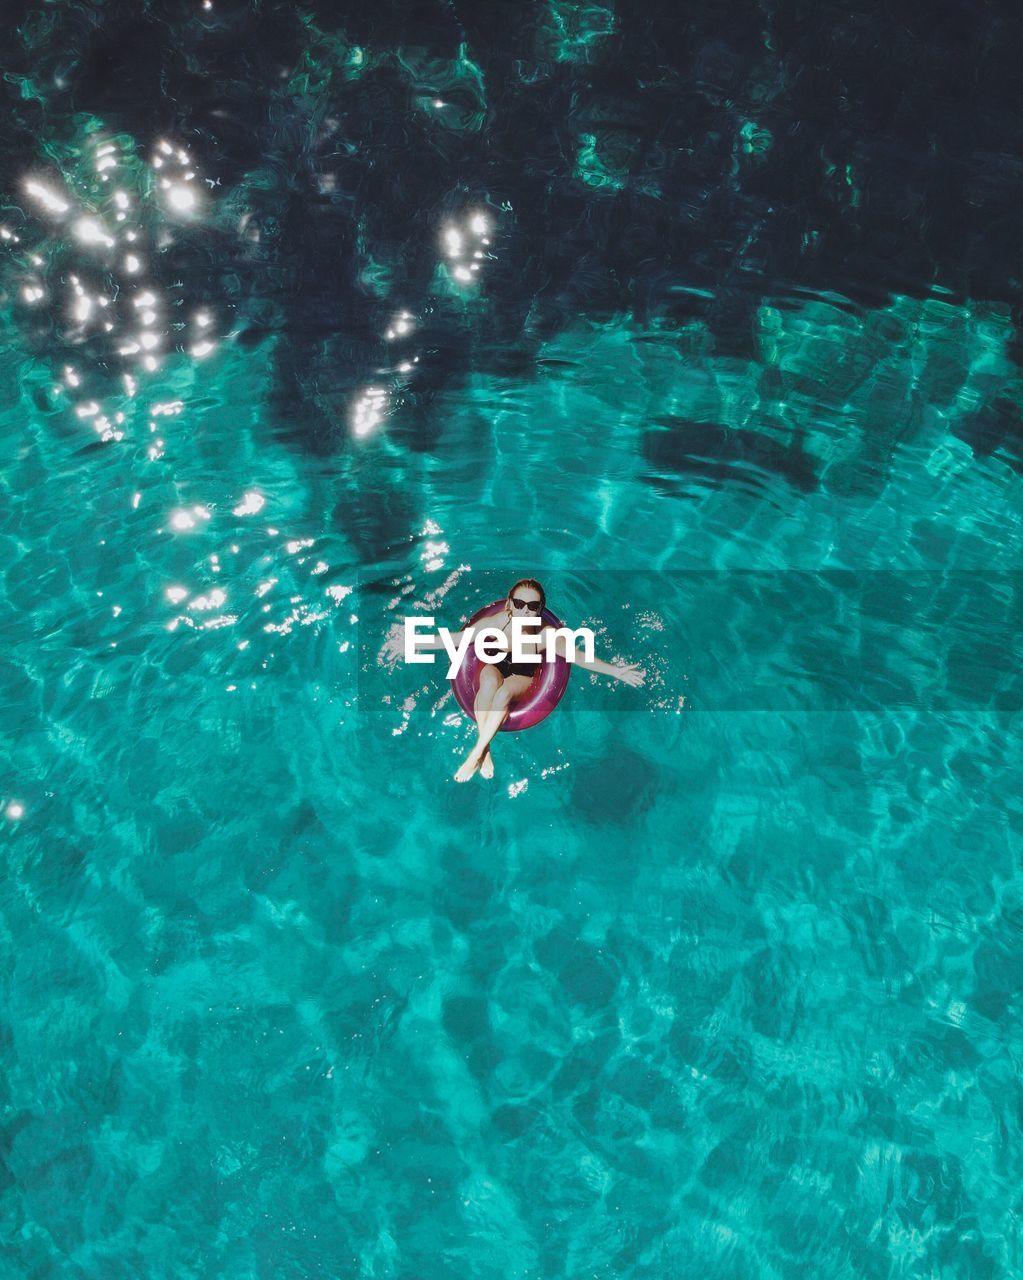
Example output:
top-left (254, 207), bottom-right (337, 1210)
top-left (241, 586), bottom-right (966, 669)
top-left (441, 578), bottom-right (646, 783)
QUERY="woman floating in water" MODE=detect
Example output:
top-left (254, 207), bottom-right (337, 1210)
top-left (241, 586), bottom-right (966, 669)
top-left (419, 579), bottom-right (645, 784)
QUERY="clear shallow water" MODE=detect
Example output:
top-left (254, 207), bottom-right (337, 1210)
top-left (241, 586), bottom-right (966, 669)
top-left (2, 4), bottom-right (1023, 1278)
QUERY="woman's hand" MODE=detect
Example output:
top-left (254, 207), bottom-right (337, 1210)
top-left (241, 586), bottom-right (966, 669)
top-left (614, 662), bottom-right (646, 687)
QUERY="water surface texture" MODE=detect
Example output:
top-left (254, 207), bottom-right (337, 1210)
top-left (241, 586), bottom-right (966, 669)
top-left (1, 3), bottom-right (1022, 1277)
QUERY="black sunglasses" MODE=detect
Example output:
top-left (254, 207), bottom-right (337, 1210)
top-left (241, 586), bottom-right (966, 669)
top-left (510, 596), bottom-right (542, 612)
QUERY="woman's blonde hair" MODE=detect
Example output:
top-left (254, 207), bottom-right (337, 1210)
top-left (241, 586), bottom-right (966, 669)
top-left (507, 578), bottom-right (546, 610)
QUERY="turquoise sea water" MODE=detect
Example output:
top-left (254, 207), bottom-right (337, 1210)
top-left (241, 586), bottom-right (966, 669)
top-left (3, 23), bottom-right (1023, 1280)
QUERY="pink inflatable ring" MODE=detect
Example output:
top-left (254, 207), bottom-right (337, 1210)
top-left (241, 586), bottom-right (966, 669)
top-left (450, 598), bottom-right (572, 731)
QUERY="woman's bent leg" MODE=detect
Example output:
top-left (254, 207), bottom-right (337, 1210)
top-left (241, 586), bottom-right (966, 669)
top-left (455, 671), bottom-right (531, 783)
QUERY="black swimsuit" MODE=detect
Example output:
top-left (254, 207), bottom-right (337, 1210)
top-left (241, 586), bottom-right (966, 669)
top-left (496, 653), bottom-right (542, 680)
top-left (492, 617), bottom-right (544, 681)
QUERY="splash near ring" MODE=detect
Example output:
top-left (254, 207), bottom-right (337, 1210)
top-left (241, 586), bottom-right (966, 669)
top-left (450, 598), bottom-right (572, 731)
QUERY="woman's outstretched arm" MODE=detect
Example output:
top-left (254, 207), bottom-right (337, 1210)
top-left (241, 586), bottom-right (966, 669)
top-left (552, 632), bottom-right (646, 686)
top-left (575, 653), bottom-right (646, 686)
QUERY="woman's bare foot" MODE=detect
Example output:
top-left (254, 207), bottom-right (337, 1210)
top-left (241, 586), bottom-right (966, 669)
top-left (454, 747), bottom-right (485, 783)
top-left (479, 749), bottom-right (494, 780)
